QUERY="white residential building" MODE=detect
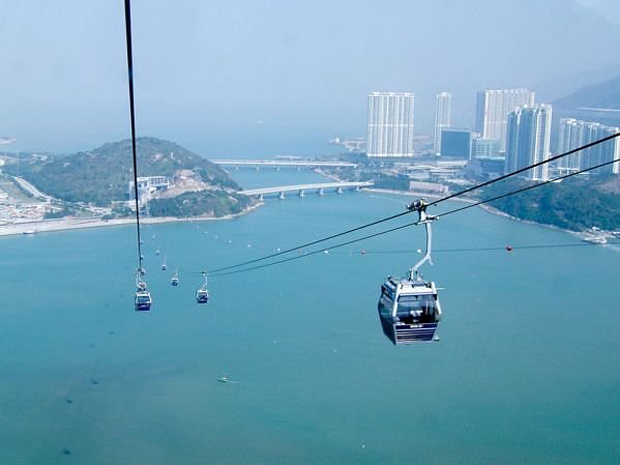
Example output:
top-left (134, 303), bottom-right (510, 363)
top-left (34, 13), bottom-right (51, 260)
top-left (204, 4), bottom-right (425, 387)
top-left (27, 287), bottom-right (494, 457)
top-left (366, 92), bottom-right (415, 157)
top-left (434, 92), bottom-right (452, 155)
top-left (558, 118), bottom-right (620, 175)
top-left (476, 88), bottom-right (535, 152)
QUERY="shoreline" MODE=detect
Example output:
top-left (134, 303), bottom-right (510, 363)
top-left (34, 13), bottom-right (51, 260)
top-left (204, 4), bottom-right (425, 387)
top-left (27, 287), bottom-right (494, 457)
top-left (0, 201), bottom-right (264, 238)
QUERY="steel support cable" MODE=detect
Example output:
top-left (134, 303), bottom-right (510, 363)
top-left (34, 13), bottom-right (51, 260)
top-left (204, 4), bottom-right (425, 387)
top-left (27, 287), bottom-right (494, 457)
top-left (206, 209), bottom-right (412, 273)
top-left (206, 155), bottom-right (620, 278)
top-left (323, 241), bottom-right (620, 255)
top-left (207, 220), bottom-right (422, 277)
top-left (205, 133), bottom-right (620, 274)
top-left (123, 0), bottom-right (144, 271)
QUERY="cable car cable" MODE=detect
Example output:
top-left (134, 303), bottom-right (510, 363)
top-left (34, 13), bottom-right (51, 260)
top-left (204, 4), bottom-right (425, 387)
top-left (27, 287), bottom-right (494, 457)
top-left (124, 0), bottom-right (153, 312)
top-left (205, 155), bottom-right (620, 278)
top-left (330, 241), bottom-right (620, 255)
top-left (207, 220), bottom-right (422, 277)
top-left (124, 0), bottom-right (144, 272)
top-left (205, 134), bottom-right (620, 274)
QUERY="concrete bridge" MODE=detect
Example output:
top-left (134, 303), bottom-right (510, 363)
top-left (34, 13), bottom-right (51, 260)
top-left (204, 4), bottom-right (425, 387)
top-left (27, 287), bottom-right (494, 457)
top-left (239, 181), bottom-right (373, 200)
top-left (212, 159), bottom-right (357, 170)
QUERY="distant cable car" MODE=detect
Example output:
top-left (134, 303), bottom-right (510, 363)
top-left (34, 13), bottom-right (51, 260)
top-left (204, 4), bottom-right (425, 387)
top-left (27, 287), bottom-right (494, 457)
top-left (171, 269), bottom-right (179, 287)
top-left (506, 245), bottom-right (513, 252)
top-left (161, 257), bottom-right (167, 271)
top-left (378, 199), bottom-right (441, 345)
top-left (155, 249), bottom-right (161, 256)
top-left (196, 272), bottom-right (209, 304)
top-left (134, 274), bottom-right (152, 312)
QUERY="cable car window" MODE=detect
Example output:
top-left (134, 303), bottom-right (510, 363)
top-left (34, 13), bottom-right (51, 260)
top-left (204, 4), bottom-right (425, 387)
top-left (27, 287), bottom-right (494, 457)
top-left (397, 294), bottom-right (436, 315)
top-left (378, 295), bottom-right (393, 316)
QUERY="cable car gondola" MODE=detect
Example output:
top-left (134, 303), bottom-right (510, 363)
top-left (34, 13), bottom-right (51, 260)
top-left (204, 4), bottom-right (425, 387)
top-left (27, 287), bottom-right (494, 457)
top-left (134, 274), bottom-right (152, 312)
top-left (378, 199), bottom-right (441, 345)
top-left (196, 272), bottom-right (209, 304)
top-left (161, 257), bottom-right (167, 271)
top-left (171, 269), bottom-right (179, 287)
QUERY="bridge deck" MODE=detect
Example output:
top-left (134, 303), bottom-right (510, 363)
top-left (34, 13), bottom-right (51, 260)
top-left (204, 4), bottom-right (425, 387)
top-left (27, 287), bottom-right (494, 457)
top-left (239, 181), bottom-right (373, 196)
top-left (213, 159), bottom-right (357, 168)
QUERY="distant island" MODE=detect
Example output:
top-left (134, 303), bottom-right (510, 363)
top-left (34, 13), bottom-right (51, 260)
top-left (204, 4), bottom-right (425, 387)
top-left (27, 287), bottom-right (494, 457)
top-left (4, 137), bottom-right (258, 220)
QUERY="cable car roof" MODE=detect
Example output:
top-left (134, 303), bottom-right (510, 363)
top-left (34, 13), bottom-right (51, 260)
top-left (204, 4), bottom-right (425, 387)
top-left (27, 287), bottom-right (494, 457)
top-left (383, 276), bottom-right (437, 295)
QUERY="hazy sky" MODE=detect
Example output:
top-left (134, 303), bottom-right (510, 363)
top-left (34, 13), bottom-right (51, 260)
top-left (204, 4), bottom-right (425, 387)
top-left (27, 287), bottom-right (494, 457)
top-left (2, 0), bottom-right (620, 156)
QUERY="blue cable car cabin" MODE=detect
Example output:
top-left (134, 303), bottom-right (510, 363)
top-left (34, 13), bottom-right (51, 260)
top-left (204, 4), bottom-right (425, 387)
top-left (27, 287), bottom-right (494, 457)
top-left (378, 276), bottom-right (441, 345)
top-left (134, 282), bottom-right (152, 312)
top-left (196, 272), bottom-right (209, 304)
top-left (195, 288), bottom-right (209, 304)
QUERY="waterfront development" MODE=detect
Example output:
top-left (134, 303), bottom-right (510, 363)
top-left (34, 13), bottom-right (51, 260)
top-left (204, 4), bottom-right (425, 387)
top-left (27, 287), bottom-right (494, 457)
top-left (0, 169), bottom-right (618, 465)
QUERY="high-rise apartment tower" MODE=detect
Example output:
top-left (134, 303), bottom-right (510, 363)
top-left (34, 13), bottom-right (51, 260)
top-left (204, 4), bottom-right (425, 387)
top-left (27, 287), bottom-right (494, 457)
top-left (366, 92), bottom-right (415, 157)
top-left (476, 89), bottom-right (535, 151)
top-left (504, 105), bottom-right (552, 181)
top-left (434, 92), bottom-right (452, 155)
top-left (558, 118), bottom-right (620, 175)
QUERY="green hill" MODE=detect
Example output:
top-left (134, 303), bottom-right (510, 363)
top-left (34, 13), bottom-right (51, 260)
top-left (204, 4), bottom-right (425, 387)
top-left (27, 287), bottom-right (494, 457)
top-left (482, 176), bottom-right (620, 232)
top-left (6, 137), bottom-right (254, 218)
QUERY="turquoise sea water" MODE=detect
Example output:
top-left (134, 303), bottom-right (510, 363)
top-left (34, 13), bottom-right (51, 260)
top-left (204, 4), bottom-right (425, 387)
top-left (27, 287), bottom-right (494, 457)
top-left (0, 170), bottom-right (619, 465)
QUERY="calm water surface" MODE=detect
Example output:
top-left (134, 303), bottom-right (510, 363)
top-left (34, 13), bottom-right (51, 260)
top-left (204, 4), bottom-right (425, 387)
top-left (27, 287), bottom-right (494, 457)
top-left (0, 170), bottom-right (618, 465)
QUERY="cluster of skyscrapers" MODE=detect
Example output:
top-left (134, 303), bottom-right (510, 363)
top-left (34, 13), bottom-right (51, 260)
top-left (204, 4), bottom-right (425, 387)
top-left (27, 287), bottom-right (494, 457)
top-left (365, 87), bottom-right (619, 180)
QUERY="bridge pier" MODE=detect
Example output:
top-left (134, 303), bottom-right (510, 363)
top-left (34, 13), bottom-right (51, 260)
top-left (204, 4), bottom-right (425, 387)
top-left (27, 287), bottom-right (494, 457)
top-left (318, 188), bottom-right (324, 196)
top-left (336, 187), bottom-right (343, 194)
top-left (297, 166), bottom-right (301, 171)
top-left (298, 189), bottom-right (305, 198)
top-left (355, 185), bottom-right (361, 191)
top-left (276, 166), bottom-right (280, 171)
top-left (258, 193), bottom-right (264, 201)
top-left (279, 191), bottom-right (285, 200)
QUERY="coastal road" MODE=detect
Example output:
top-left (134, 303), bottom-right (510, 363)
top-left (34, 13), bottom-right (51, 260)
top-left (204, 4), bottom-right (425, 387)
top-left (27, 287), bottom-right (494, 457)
top-left (12, 176), bottom-right (53, 202)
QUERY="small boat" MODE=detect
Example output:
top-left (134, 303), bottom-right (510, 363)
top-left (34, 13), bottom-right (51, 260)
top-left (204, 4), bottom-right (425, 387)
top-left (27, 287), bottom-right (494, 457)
top-left (22, 230), bottom-right (36, 235)
top-left (217, 376), bottom-right (232, 383)
top-left (581, 234), bottom-right (607, 244)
